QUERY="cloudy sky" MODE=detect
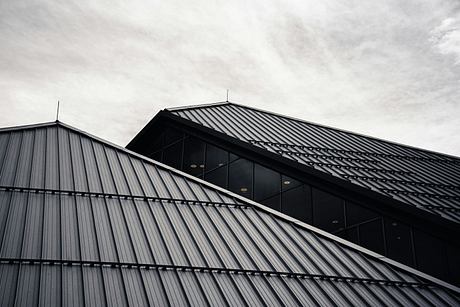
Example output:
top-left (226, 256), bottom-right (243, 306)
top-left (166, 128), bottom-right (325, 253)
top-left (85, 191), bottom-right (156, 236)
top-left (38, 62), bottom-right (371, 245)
top-left (1, 0), bottom-right (460, 156)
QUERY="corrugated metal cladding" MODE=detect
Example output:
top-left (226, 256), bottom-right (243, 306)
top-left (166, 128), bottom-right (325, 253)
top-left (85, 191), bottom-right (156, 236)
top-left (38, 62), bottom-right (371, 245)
top-left (169, 103), bottom-right (460, 223)
top-left (0, 122), bottom-right (459, 307)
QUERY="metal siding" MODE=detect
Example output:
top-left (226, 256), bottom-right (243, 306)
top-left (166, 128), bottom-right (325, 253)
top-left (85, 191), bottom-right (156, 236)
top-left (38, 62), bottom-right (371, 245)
top-left (21, 193), bottom-right (44, 258)
top-left (0, 123), bottom-right (458, 306)
top-left (104, 146), bottom-right (131, 195)
top-left (14, 264), bottom-right (40, 307)
top-left (0, 131), bottom-right (22, 186)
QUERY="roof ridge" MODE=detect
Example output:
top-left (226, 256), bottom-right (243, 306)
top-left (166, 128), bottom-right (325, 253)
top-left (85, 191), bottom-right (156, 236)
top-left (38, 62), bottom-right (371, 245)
top-left (171, 101), bottom-right (459, 161)
top-left (0, 121), bottom-right (58, 132)
top-left (165, 101), bottom-right (230, 112)
top-left (4, 120), bottom-right (458, 293)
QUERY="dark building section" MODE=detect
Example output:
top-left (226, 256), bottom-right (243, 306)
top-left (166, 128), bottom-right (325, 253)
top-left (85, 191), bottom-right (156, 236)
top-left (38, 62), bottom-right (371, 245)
top-left (127, 102), bottom-right (460, 286)
top-left (0, 121), bottom-right (459, 306)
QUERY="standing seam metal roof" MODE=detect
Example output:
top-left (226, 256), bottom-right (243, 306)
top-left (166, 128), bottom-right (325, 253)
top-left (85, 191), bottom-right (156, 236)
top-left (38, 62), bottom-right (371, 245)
top-left (167, 102), bottom-right (460, 223)
top-left (0, 121), bottom-right (459, 306)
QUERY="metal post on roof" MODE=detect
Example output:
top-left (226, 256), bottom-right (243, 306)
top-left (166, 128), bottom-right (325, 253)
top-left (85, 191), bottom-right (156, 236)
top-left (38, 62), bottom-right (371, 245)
top-left (226, 89), bottom-right (229, 102)
top-left (56, 100), bottom-right (60, 122)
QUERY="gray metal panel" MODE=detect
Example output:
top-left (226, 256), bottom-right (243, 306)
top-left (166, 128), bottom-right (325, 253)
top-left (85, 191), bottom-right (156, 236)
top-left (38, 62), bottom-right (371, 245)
top-left (14, 264), bottom-right (40, 307)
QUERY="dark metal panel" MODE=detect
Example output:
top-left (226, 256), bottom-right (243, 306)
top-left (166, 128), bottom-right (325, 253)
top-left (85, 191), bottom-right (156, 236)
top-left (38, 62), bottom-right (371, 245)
top-left (45, 127), bottom-right (59, 190)
top-left (0, 192), bottom-right (28, 257)
top-left (229, 274), bottom-right (265, 306)
top-left (104, 146), bottom-right (130, 195)
top-left (117, 152), bottom-right (144, 196)
top-left (246, 274), bottom-right (283, 306)
top-left (77, 197), bottom-right (99, 261)
top-left (57, 126), bottom-right (74, 191)
top-left (14, 264), bottom-right (40, 307)
top-left (0, 264), bottom-right (19, 307)
top-left (68, 130), bottom-right (89, 192)
top-left (211, 272), bottom-right (246, 306)
top-left (91, 140), bottom-right (117, 194)
top-left (160, 269), bottom-right (189, 306)
top-left (0, 132), bottom-right (10, 175)
top-left (30, 128), bottom-right (46, 189)
top-left (61, 195), bottom-right (81, 260)
top-left (130, 158), bottom-right (158, 197)
top-left (140, 269), bottom-right (169, 307)
top-left (91, 197), bottom-right (118, 262)
top-left (148, 200), bottom-right (189, 266)
top-left (143, 164), bottom-right (172, 199)
top-left (267, 276), bottom-right (302, 306)
top-left (0, 131), bottom-right (22, 186)
top-left (39, 264), bottom-right (61, 307)
top-left (41, 194), bottom-right (61, 259)
top-left (14, 129), bottom-right (34, 187)
top-left (138, 200), bottom-right (171, 264)
top-left (82, 266), bottom-right (106, 307)
top-left (105, 198), bottom-right (136, 263)
top-left (80, 135), bottom-right (103, 193)
top-left (102, 267), bottom-right (128, 307)
top-left (62, 265), bottom-right (84, 307)
top-left (21, 193), bottom-right (44, 258)
top-left (176, 270), bottom-right (209, 306)
top-left (121, 267), bottom-right (149, 307)
top-left (123, 199), bottom-right (154, 264)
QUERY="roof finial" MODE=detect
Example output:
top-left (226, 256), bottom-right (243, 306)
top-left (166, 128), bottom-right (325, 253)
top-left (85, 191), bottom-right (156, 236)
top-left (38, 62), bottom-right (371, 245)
top-left (226, 89), bottom-right (229, 102)
top-left (56, 100), bottom-right (60, 122)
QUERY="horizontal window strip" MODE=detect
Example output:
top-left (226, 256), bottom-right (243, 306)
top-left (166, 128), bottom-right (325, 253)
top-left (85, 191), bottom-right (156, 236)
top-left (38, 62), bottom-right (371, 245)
top-left (0, 186), bottom-right (249, 209)
top-left (0, 257), bottom-right (431, 288)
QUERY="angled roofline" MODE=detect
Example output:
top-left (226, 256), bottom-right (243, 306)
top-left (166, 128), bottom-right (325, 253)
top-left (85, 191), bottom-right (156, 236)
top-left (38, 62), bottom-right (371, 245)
top-left (3, 119), bottom-right (458, 293)
top-left (0, 121), bottom-right (59, 133)
top-left (170, 101), bottom-right (460, 160)
top-left (166, 101), bottom-right (230, 112)
top-left (128, 110), bottom-right (460, 236)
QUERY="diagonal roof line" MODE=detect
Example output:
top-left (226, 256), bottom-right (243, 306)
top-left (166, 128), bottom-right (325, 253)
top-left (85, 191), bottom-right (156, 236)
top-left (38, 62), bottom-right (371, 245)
top-left (165, 101), bottom-right (230, 112)
top-left (0, 121), bottom-right (58, 132)
top-left (173, 101), bottom-right (460, 161)
top-left (4, 119), bottom-right (460, 293)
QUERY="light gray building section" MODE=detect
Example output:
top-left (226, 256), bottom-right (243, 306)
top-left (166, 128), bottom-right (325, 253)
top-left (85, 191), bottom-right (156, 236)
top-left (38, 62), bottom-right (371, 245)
top-left (0, 121), bottom-right (459, 306)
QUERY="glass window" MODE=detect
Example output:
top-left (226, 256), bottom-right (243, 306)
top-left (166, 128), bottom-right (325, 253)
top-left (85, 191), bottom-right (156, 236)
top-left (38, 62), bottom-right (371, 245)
top-left (281, 175), bottom-right (302, 191)
top-left (163, 127), bottom-right (183, 147)
top-left (312, 188), bottom-right (344, 232)
top-left (151, 150), bottom-right (163, 162)
top-left (228, 158), bottom-right (253, 199)
top-left (282, 184), bottom-right (312, 223)
top-left (183, 137), bottom-right (205, 177)
top-left (163, 141), bottom-right (183, 170)
top-left (147, 131), bottom-right (164, 155)
top-left (384, 218), bottom-right (414, 266)
top-left (205, 166), bottom-right (227, 189)
top-left (414, 230), bottom-right (448, 280)
top-left (205, 144), bottom-right (228, 172)
top-left (346, 202), bottom-right (378, 227)
top-left (254, 164), bottom-right (280, 202)
top-left (260, 194), bottom-right (281, 211)
top-left (359, 219), bottom-right (385, 255)
top-left (336, 227), bottom-right (359, 244)
top-left (447, 244), bottom-right (460, 285)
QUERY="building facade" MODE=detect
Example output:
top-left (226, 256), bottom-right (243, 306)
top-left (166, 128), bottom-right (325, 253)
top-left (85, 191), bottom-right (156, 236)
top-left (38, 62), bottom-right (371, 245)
top-left (128, 102), bottom-right (460, 286)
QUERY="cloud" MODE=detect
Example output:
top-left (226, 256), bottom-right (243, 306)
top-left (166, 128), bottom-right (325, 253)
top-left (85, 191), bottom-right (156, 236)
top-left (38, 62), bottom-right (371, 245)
top-left (0, 0), bottom-right (460, 155)
top-left (430, 16), bottom-right (460, 64)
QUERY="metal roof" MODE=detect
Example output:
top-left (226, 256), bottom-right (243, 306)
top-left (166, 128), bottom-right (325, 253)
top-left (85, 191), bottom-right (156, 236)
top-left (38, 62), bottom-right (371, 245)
top-left (166, 102), bottom-right (460, 224)
top-left (0, 121), bottom-right (459, 306)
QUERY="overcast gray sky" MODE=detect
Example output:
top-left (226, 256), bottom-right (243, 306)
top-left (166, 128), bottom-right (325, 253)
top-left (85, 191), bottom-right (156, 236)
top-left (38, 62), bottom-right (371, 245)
top-left (1, 0), bottom-right (460, 156)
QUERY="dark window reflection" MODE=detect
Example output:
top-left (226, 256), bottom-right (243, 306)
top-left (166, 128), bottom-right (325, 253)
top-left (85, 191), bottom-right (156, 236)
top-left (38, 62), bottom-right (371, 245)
top-left (281, 175), bottom-right (302, 191)
top-left (260, 194), bottom-right (281, 210)
top-left (148, 131), bottom-right (164, 155)
top-left (346, 202), bottom-right (378, 227)
top-left (359, 219), bottom-right (385, 255)
top-left (163, 127), bottom-right (183, 147)
top-left (312, 188), bottom-right (344, 232)
top-left (282, 184), bottom-right (312, 223)
top-left (384, 218), bottom-right (414, 266)
top-left (447, 244), bottom-right (460, 285)
top-left (414, 231), bottom-right (447, 280)
top-left (152, 151), bottom-right (163, 162)
top-left (183, 137), bottom-right (205, 177)
top-left (205, 166), bottom-right (227, 188)
top-left (228, 158), bottom-right (253, 199)
top-left (163, 142), bottom-right (183, 170)
top-left (205, 144), bottom-right (228, 171)
top-left (254, 164), bottom-right (280, 201)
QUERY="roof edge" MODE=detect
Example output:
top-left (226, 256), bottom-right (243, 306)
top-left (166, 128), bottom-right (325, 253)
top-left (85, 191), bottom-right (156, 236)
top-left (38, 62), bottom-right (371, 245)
top-left (165, 101), bottom-right (230, 112)
top-left (0, 121), bottom-right (59, 132)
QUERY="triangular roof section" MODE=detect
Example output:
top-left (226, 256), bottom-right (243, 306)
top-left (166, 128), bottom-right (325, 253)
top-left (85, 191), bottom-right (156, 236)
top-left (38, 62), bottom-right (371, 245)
top-left (0, 121), bottom-right (459, 306)
top-left (154, 101), bottom-right (460, 225)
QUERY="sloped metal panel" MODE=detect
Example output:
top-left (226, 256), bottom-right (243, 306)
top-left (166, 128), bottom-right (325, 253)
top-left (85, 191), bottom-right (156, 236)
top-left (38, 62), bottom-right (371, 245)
top-left (170, 103), bottom-right (460, 222)
top-left (0, 122), bottom-right (458, 306)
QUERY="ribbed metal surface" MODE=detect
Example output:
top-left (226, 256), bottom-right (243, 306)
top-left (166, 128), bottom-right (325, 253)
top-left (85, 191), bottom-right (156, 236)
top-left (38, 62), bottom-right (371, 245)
top-left (170, 103), bottom-right (460, 223)
top-left (0, 122), bottom-right (458, 306)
